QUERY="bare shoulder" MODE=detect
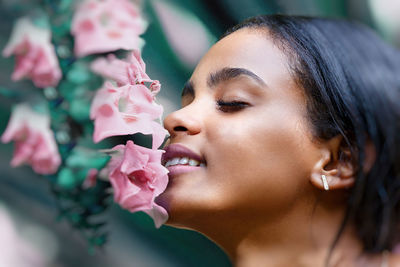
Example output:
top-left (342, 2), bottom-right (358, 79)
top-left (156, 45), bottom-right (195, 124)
top-left (388, 253), bottom-right (400, 267)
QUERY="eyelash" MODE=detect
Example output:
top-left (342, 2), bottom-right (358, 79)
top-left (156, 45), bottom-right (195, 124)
top-left (216, 100), bottom-right (249, 112)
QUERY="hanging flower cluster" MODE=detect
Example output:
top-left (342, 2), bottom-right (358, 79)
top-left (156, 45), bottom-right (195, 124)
top-left (1, 0), bottom-right (169, 247)
top-left (89, 50), bottom-right (169, 226)
top-left (2, 17), bottom-right (62, 175)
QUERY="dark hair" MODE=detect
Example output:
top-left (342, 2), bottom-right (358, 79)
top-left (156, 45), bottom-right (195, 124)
top-left (223, 15), bottom-right (400, 254)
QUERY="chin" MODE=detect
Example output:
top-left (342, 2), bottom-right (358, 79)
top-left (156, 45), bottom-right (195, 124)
top-left (155, 187), bottom-right (211, 229)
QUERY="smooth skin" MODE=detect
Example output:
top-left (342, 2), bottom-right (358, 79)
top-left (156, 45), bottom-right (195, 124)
top-left (157, 28), bottom-right (400, 267)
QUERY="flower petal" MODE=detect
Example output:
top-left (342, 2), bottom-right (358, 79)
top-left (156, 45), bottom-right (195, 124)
top-left (91, 83), bottom-right (166, 148)
top-left (106, 140), bottom-right (169, 226)
top-left (2, 18), bottom-right (62, 88)
top-left (1, 104), bottom-right (61, 174)
top-left (71, 0), bottom-right (147, 57)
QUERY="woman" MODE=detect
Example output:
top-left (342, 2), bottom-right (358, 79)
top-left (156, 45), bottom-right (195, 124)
top-left (156, 15), bottom-right (400, 267)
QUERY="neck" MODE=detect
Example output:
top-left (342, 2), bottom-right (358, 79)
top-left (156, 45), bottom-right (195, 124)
top-left (190, 196), bottom-right (366, 267)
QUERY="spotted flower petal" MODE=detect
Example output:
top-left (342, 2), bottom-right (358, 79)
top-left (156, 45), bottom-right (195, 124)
top-left (71, 0), bottom-right (147, 57)
top-left (90, 82), bottom-right (167, 148)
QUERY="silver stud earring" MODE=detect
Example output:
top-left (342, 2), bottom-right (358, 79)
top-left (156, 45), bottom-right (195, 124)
top-left (321, 174), bottom-right (329, 191)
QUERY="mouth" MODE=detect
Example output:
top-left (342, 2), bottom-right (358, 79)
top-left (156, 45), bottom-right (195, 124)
top-left (162, 144), bottom-right (206, 176)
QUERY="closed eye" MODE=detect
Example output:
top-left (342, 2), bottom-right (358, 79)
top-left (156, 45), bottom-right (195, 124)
top-left (216, 100), bottom-right (250, 112)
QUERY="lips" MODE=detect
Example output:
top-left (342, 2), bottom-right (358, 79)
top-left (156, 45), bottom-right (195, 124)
top-left (162, 144), bottom-right (206, 177)
top-left (162, 143), bottom-right (205, 165)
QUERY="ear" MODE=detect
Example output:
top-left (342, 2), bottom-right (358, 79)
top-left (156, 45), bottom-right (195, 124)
top-left (309, 135), bottom-right (355, 191)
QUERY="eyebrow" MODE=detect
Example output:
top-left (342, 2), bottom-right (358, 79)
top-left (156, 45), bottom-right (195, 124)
top-left (181, 67), bottom-right (267, 97)
top-left (208, 67), bottom-right (267, 88)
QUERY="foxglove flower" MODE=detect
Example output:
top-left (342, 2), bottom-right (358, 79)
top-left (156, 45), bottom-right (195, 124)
top-left (91, 50), bottom-right (161, 95)
top-left (71, 0), bottom-right (147, 58)
top-left (90, 50), bottom-right (167, 148)
top-left (1, 104), bottom-right (61, 175)
top-left (107, 140), bottom-right (168, 228)
top-left (2, 18), bottom-right (62, 88)
top-left (90, 82), bottom-right (167, 148)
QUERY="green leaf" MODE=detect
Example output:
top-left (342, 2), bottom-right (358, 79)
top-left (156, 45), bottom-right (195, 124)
top-left (57, 168), bottom-right (77, 189)
top-left (70, 98), bottom-right (91, 121)
top-left (67, 62), bottom-right (91, 84)
top-left (66, 147), bottom-right (110, 169)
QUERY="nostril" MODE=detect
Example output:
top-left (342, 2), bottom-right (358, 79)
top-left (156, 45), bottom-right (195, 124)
top-left (174, 126), bottom-right (187, 132)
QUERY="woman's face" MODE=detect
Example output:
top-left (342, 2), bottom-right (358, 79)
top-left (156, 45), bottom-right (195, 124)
top-left (157, 29), bottom-right (323, 229)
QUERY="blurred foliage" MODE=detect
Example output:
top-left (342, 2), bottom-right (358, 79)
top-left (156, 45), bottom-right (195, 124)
top-left (41, 0), bottom-right (114, 253)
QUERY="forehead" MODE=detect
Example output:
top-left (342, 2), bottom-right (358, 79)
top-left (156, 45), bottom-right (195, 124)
top-left (190, 28), bottom-right (293, 89)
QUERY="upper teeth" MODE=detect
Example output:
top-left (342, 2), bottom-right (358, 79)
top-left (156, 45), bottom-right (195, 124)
top-left (164, 157), bottom-right (205, 167)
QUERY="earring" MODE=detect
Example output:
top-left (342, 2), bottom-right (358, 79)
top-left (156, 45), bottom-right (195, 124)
top-left (321, 174), bottom-right (329, 191)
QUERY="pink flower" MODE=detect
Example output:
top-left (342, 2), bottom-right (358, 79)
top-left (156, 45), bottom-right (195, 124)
top-left (1, 104), bottom-right (61, 175)
top-left (2, 18), bottom-right (62, 88)
top-left (90, 81), bottom-right (167, 149)
top-left (83, 168), bottom-right (98, 189)
top-left (108, 140), bottom-right (169, 228)
top-left (71, 0), bottom-right (147, 57)
top-left (91, 50), bottom-right (161, 95)
top-left (90, 50), bottom-right (166, 147)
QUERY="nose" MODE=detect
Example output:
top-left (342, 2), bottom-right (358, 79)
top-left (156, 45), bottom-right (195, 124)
top-left (163, 103), bottom-right (202, 138)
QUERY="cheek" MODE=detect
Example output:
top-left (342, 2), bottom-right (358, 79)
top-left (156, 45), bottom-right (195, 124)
top-left (204, 107), bottom-right (318, 215)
